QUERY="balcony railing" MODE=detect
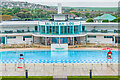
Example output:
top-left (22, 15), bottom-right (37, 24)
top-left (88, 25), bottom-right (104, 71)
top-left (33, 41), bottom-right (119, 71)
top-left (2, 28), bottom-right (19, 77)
top-left (0, 30), bottom-right (119, 35)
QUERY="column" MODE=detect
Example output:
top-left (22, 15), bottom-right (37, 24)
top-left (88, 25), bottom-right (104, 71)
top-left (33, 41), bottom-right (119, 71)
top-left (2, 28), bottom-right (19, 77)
top-left (85, 36), bottom-right (87, 45)
top-left (49, 26), bottom-right (50, 34)
top-left (33, 36), bottom-right (34, 43)
top-left (73, 37), bottom-right (74, 46)
top-left (66, 26), bottom-right (68, 34)
top-left (63, 26), bottom-right (64, 34)
top-left (73, 25), bottom-right (74, 34)
top-left (39, 25), bottom-right (41, 34)
top-left (59, 25), bottom-right (60, 35)
top-left (59, 37), bottom-right (60, 44)
top-left (113, 35), bottom-right (115, 45)
top-left (1, 37), bottom-right (3, 44)
top-left (117, 36), bottom-right (119, 44)
top-left (51, 26), bottom-right (53, 34)
top-left (45, 25), bottom-right (47, 34)
top-left (45, 37), bottom-right (47, 46)
top-left (80, 22), bottom-right (82, 32)
top-left (55, 26), bottom-right (56, 34)
top-left (5, 36), bottom-right (7, 44)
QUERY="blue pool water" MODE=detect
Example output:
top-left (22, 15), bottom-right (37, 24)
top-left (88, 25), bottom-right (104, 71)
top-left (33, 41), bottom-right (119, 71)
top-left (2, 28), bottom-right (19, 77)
top-left (0, 50), bottom-right (119, 63)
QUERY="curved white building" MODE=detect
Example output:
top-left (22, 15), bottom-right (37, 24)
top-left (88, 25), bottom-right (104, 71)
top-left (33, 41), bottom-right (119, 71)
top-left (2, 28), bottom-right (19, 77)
top-left (0, 4), bottom-right (119, 46)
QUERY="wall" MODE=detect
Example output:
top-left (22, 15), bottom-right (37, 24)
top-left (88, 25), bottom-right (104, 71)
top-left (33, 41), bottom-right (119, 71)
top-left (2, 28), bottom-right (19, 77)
top-left (85, 26), bottom-right (118, 32)
top-left (54, 15), bottom-right (65, 21)
top-left (7, 36), bottom-right (33, 44)
top-left (87, 35), bottom-right (113, 44)
top-left (0, 26), bottom-right (35, 32)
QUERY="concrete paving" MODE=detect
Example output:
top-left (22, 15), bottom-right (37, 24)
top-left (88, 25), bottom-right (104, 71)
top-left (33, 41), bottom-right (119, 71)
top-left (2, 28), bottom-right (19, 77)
top-left (0, 63), bottom-right (119, 78)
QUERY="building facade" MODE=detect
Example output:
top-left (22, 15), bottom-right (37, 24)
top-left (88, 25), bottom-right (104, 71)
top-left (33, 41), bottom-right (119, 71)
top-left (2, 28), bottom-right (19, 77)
top-left (0, 4), bottom-right (119, 46)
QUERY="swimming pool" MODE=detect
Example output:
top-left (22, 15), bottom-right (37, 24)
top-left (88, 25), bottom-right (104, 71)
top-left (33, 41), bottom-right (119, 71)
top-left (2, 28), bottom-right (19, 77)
top-left (0, 50), bottom-right (119, 63)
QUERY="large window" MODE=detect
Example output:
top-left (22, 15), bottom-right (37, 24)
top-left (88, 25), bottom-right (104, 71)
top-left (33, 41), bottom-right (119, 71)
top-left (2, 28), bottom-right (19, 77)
top-left (68, 26), bottom-right (72, 34)
top-left (61, 26), bottom-right (63, 34)
top-left (23, 36), bottom-right (32, 41)
top-left (56, 26), bottom-right (59, 34)
top-left (47, 26), bottom-right (50, 34)
top-left (7, 36), bottom-right (16, 39)
top-left (88, 36), bottom-right (96, 38)
top-left (104, 36), bottom-right (113, 38)
top-left (41, 26), bottom-right (45, 34)
top-left (74, 26), bottom-right (78, 33)
top-left (23, 36), bottom-right (32, 38)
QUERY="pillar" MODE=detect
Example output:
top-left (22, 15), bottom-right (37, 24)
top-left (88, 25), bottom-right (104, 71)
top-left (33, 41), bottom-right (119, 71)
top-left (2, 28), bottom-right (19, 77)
top-left (45, 25), bottom-right (47, 34)
top-left (59, 37), bottom-right (60, 44)
top-left (113, 35), bottom-right (115, 45)
top-left (55, 26), bottom-right (56, 34)
top-left (73, 37), bottom-right (74, 46)
top-left (5, 36), bottom-right (7, 44)
top-left (33, 36), bottom-right (34, 43)
top-left (67, 26), bottom-right (68, 34)
top-left (63, 26), bottom-right (64, 34)
top-left (59, 25), bottom-right (60, 35)
top-left (73, 25), bottom-right (74, 34)
top-left (45, 37), bottom-right (47, 46)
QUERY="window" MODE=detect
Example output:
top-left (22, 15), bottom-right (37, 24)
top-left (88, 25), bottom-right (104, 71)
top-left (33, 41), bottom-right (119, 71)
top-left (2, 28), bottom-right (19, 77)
top-left (104, 36), bottom-right (113, 38)
top-left (74, 26), bottom-right (78, 33)
top-left (35, 26), bottom-right (38, 31)
top-left (23, 36), bottom-right (32, 41)
top-left (7, 36), bottom-right (16, 39)
top-left (0, 37), bottom-right (5, 44)
top-left (41, 26), bottom-right (45, 33)
top-left (88, 36), bottom-right (96, 38)
top-left (23, 36), bottom-right (32, 38)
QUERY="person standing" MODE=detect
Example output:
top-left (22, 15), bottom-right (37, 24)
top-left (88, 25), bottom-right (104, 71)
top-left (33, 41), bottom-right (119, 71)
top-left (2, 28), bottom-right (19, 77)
top-left (107, 50), bottom-right (112, 58)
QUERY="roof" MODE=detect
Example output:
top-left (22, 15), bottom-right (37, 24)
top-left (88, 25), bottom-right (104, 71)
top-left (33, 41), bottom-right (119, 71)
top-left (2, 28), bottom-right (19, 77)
top-left (94, 14), bottom-right (116, 21)
top-left (50, 14), bottom-right (69, 16)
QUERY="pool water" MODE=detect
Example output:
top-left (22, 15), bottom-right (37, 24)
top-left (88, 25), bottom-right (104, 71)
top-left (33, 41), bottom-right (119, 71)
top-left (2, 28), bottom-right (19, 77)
top-left (0, 50), bottom-right (119, 63)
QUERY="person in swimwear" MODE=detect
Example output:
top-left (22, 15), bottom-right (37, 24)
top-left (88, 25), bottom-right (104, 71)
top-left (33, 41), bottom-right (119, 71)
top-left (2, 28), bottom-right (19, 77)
top-left (107, 50), bottom-right (112, 58)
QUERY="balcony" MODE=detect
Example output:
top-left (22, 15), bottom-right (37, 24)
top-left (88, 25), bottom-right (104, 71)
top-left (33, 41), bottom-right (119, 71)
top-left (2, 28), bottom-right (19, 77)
top-left (0, 29), bottom-right (119, 36)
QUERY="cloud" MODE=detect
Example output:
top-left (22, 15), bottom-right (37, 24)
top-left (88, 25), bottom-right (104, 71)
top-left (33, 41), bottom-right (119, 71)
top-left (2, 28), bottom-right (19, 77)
top-left (11, 0), bottom-right (119, 7)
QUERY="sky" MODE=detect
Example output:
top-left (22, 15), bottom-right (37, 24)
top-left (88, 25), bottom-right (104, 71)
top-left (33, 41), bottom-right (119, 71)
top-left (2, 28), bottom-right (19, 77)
top-left (11, 0), bottom-right (120, 7)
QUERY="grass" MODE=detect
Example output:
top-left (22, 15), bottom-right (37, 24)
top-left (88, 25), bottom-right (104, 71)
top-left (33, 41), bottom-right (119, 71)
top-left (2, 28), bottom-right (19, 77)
top-left (67, 76), bottom-right (120, 80)
top-left (0, 76), bottom-right (120, 80)
top-left (0, 76), bottom-right (53, 80)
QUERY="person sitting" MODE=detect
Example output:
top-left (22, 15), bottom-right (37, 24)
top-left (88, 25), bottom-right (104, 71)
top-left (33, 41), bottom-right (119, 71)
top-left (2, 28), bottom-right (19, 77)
top-left (107, 50), bottom-right (112, 58)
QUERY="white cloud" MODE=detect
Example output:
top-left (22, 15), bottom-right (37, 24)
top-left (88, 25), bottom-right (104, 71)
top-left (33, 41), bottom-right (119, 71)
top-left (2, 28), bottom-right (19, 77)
top-left (11, 0), bottom-right (119, 7)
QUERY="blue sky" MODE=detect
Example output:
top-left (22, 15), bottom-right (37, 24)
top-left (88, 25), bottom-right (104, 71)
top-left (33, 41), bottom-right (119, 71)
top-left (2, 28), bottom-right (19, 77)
top-left (12, 0), bottom-right (119, 7)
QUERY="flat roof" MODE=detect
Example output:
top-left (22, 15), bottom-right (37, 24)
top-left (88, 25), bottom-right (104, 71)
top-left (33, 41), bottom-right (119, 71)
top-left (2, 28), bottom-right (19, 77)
top-left (0, 21), bottom-right (118, 26)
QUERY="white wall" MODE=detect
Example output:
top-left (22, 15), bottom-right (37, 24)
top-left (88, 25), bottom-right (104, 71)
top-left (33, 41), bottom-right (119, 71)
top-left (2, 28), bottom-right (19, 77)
top-left (87, 35), bottom-right (113, 44)
top-left (7, 36), bottom-right (33, 44)
top-left (54, 15), bottom-right (65, 21)
top-left (1, 26), bottom-right (35, 32)
top-left (85, 26), bottom-right (118, 31)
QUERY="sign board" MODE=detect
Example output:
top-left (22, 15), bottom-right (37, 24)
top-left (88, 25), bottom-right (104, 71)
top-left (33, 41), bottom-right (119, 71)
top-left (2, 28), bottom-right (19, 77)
top-left (45, 22), bottom-right (74, 26)
top-left (51, 44), bottom-right (68, 51)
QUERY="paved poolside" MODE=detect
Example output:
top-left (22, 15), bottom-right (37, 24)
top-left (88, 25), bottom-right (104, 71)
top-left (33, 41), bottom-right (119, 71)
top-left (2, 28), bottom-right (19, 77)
top-left (0, 47), bottom-right (118, 51)
top-left (0, 63), bottom-right (119, 78)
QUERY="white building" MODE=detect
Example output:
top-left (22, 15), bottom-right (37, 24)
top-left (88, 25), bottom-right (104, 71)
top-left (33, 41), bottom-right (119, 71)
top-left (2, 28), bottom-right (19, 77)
top-left (0, 3), bottom-right (119, 46)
